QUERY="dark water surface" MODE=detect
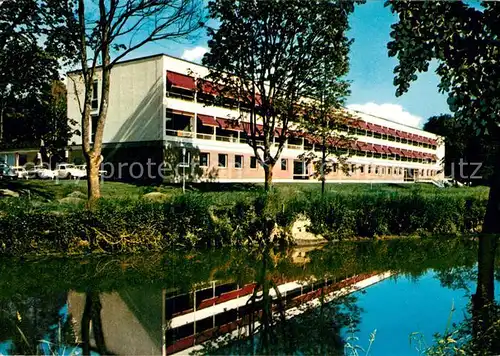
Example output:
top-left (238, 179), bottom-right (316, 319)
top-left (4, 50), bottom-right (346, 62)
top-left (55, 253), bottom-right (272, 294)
top-left (0, 238), bottom-right (487, 355)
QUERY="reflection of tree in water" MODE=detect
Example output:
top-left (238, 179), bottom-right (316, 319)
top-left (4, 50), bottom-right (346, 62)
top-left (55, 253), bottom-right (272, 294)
top-left (81, 290), bottom-right (109, 355)
top-left (192, 247), bottom-right (362, 355)
top-left (0, 290), bottom-right (109, 355)
top-left (0, 292), bottom-right (75, 354)
top-left (428, 236), bottom-right (500, 355)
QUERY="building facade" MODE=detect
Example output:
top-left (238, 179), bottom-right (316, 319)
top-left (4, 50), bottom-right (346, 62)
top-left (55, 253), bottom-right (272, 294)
top-left (67, 54), bottom-right (444, 183)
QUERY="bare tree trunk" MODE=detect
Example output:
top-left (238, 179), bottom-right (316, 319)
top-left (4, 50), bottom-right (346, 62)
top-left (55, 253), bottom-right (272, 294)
top-left (264, 163), bottom-right (274, 191)
top-left (483, 169), bottom-right (500, 234)
top-left (86, 153), bottom-right (101, 203)
top-left (321, 139), bottom-right (326, 196)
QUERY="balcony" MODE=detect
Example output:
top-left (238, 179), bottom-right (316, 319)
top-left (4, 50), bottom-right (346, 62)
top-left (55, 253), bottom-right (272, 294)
top-left (166, 129), bottom-right (194, 138)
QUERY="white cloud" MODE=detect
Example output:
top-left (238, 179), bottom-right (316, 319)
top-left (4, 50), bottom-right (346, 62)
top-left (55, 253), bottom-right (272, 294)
top-left (181, 46), bottom-right (208, 63)
top-left (347, 102), bottom-right (423, 128)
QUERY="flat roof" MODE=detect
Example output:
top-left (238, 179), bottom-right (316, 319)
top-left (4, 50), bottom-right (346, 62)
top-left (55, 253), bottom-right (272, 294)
top-left (66, 52), bottom-right (205, 75)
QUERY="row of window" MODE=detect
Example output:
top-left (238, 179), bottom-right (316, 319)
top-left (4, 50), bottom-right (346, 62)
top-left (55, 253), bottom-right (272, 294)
top-left (199, 148), bottom-right (436, 167)
top-left (166, 86), bottom-right (438, 150)
top-left (340, 164), bottom-right (438, 177)
top-left (199, 152), bottom-right (437, 177)
top-left (200, 153), bottom-right (271, 170)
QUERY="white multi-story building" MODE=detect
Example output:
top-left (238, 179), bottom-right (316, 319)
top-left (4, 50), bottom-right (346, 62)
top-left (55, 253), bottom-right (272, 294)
top-left (66, 53), bottom-right (444, 183)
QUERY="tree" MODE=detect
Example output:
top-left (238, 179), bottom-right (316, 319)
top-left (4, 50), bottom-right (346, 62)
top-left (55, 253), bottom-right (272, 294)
top-left (50, 0), bottom-right (204, 202)
top-left (203, 0), bottom-right (362, 191)
top-left (386, 1), bottom-right (500, 352)
top-left (424, 114), bottom-right (496, 185)
top-left (0, 81), bottom-right (78, 165)
top-left (297, 64), bottom-right (356, 196)
top-left (0, 0), bottom-right (62, 146)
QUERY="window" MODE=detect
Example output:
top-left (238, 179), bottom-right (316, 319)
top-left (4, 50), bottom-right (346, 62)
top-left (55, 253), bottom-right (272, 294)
top-left (281, 158), bottom-right (287, 171)
top-left (375, 166), bottom-right (379, 175)
top-left (234, 155), bottom-right (243, 169)
top-left (218, 154), bottom-right (227, 168)
top-left (91, 80), bottom-right (99, 110)
top-left (333, 163), bottom-right (337, 173)
top-left (200, 153), bottom-right (209, 167)
top-left (368, 166), bottom-right (372, 174)
top-left (91, 115), bottom-right (98, 142)
top-left (360, 165), bottom-right (365, 174)
top-left (250, 157), bottom-right (257, 169)
top-left (388, 167), bottom-right (392, 175)
top-left (351, 164), bottom-right (356, 173)
top-left (166, 109), bottom-right (192, 133)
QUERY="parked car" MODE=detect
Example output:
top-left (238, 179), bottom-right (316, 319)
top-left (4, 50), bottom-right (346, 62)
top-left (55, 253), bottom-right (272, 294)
top-left (75, 165), bottom-right (87, 177)
top-left (0, 163), bottom-right (17, 180)
top-left (56, 163), bottom-right (86, 179)
top-left (75, 164), bottom-right (107, 177)
top-left (25, 165), bottom-right (52, 179)
top-left (38, 168), bottom-right (57, 179)
top-left (11, 166), bottom-right (29, 179)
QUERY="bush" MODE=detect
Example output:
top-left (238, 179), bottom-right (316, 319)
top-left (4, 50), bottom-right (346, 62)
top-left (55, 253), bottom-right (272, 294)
top-left (0, 188), bottom-right (489, 256)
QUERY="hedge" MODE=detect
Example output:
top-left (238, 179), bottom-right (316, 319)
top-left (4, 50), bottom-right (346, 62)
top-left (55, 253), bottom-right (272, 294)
top-left (0, 189), bottom-right (488, 256)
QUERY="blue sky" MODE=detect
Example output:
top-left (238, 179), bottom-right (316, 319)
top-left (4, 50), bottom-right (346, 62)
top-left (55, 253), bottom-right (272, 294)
top-left (123, 1), bottom-right (450, 128)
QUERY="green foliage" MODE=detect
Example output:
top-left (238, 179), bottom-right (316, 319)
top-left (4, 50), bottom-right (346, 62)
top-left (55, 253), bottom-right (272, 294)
top-left (0, 1), bottom-right (74, 152)
top-left (0, 183), bottom-right (489, 256)
top-left (289, 190), bottom-right (487, 240)
top-left (203, 0), bottom-right (362, 189)
top-left (387, 1), bottom-right (500, 135)
top-left (387, 1), bottom-right (500, 234)
top-left (424, 114), bottom-right (496, 185)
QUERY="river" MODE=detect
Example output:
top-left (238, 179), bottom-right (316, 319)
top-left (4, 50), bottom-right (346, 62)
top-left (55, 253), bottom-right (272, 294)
top-left (0, 238), bottom-right (492, 355)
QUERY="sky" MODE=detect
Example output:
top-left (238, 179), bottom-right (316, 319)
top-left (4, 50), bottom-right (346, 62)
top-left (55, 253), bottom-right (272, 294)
top-left (122, 1), bottom-right (451, 129)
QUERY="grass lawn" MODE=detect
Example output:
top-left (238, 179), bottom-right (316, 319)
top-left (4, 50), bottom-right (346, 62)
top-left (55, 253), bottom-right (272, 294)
top-left (0, 178), bottom-right (490, 204)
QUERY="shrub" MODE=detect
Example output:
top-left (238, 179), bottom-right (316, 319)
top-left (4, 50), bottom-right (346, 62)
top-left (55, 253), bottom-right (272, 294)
top-left (0, 187), bottom-right (489, 256)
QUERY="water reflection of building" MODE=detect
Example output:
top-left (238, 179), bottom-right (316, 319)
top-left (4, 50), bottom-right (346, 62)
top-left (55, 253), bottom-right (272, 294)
top-left (165, 272), bottom-right (392, 355)
top-left (65, 271), bottom-right (391, 355)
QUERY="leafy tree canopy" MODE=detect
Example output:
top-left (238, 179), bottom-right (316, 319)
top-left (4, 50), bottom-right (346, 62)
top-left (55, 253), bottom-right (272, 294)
top-left (203, 0), bottom-right (362, 189)
top-left (387, 1), bottom-right (500, 137)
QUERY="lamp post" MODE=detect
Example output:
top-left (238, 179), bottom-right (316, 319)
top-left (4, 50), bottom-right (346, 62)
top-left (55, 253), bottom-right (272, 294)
top-left (182, 147), bottom-right (186, 193)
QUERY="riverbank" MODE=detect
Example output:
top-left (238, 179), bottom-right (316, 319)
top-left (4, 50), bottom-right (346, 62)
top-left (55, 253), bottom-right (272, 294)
top-left (0, 180), bottom-right (489, 256)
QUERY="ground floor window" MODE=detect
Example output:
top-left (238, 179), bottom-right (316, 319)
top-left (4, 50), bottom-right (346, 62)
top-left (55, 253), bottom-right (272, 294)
top-left (218, 154), bottom-right (228, 168)
top-left (281, 158), bottom-right (287, 171)
top-left (235, 155), bottom-right (243, 169)
top-left (200, 152), bottom-right (209, 167)
top-left (250, 156), bottom-right (257, 169)
top-left (293, 160), bottom-right (309, 179)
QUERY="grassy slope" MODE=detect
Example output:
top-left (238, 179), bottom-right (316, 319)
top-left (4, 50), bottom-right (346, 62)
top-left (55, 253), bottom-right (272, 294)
top-left (0, 179), bottom-right (490, 197)
top-left (0, 180), bottom-right (490, 216)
